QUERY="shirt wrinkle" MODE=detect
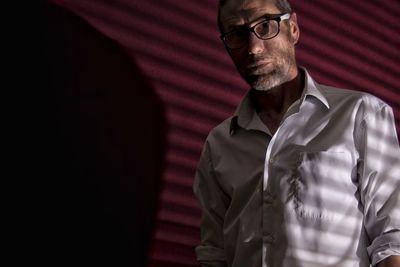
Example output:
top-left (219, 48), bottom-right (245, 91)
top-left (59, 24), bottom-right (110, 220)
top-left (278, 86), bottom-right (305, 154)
top-left (194, 68), bottom-right (400, 267)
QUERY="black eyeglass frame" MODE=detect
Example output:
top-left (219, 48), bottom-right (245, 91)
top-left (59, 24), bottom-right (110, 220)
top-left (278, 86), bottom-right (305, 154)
top-left (220, 13), bottom-right (291, 49)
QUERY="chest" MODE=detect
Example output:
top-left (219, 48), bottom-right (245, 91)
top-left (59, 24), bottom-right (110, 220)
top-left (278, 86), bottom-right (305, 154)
top-left (212, 105), bottom-right (359, 198)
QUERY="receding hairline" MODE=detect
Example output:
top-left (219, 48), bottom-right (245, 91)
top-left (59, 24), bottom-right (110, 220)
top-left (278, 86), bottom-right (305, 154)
top-left (217, 0), bottom-right (293, 33)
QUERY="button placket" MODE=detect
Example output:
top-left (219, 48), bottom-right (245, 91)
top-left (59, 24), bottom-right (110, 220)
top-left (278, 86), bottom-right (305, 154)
top-left (264, 192), bottom-right (275, 204)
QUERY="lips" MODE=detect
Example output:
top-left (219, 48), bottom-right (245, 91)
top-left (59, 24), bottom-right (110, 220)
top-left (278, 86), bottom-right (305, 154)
top-left (246, 61), bottom-right (271, 74)
top-left (247, 60), bottom-right (270, 69)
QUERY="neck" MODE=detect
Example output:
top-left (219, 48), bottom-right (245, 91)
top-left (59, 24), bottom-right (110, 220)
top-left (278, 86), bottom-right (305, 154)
top-left (253, 69), bottom-right (304, 115)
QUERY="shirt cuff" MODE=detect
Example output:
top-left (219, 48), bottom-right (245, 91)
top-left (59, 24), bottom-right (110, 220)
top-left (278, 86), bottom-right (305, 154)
top-left (368, 231), bottom-right (400, 266)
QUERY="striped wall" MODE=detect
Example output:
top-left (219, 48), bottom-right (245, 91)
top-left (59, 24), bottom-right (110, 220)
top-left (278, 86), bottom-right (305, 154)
top-left (49, 1), bottom-right (400, 266)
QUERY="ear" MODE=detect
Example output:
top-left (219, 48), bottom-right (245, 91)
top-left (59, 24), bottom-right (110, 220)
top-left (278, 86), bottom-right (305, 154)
top-left (289, 12), bottom-right (300, 45)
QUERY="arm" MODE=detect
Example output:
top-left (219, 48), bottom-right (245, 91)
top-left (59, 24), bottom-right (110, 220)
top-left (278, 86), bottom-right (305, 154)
top-left (356, 104), bottom-right (400, 266)
top-left (377, 256), bottom-right (400, 267)
top-left (193, 141), bottom-right (229, 267)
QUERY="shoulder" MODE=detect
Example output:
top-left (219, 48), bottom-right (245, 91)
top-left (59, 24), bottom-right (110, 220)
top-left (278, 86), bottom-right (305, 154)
top-left (205, 116), bottom-right (235, 144)
top-left (318, 83), bottom-right (389, 112)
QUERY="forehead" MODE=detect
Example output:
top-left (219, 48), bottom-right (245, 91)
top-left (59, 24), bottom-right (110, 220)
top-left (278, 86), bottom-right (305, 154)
top-left (221, 0), bottom-right (280, 25)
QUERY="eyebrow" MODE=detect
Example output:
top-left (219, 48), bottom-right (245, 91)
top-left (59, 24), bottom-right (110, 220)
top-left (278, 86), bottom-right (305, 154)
top-left (227, 13), bottom-right (281, 28)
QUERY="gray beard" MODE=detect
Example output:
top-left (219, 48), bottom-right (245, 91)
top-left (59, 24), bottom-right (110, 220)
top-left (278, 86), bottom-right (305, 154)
top-left (245, 49), bottom-right (295, 91)
top-left (248, 67), bottom-right (290, 91)
top-left (237, 36), bottom-right (297, 91)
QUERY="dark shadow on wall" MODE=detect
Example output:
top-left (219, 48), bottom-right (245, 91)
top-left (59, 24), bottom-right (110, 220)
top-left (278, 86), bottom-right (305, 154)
top-left (46, 3), bottom-right (166, 266)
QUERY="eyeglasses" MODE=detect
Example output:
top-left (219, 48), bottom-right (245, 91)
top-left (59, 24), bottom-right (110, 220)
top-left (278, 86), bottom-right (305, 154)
top-left (220, 13), bottom-right (291, 49)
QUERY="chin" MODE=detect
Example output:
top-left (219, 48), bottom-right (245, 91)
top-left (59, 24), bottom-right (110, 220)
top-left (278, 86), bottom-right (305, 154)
top-left (249, 67), bottom-right (294, 91)
top-left (249, 75), bottom-right (282, 91)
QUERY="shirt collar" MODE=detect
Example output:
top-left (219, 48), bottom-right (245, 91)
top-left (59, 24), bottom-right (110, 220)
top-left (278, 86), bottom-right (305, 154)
top-left (230, 89), bottom-right (269, 135)
top-left (302, 68), bottom-right (330, 109)
top-left (230, 67), bottom-right (330, 135)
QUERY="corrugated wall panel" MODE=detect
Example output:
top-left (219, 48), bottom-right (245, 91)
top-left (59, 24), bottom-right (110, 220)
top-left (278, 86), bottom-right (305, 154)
top-left (50, 1), bottom-right (400, 266)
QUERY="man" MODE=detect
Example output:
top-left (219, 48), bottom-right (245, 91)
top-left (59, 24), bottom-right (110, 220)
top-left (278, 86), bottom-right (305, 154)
top-left (193, 0), bottom-right (400, 266)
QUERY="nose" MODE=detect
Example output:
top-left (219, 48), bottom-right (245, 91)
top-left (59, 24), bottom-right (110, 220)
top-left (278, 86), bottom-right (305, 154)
top-left (248, 32), bottom-right (265, 55)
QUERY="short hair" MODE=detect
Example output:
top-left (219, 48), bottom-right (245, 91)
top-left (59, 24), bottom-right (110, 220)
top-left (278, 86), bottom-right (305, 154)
top-left (217, 0), bottom-right (293, 33)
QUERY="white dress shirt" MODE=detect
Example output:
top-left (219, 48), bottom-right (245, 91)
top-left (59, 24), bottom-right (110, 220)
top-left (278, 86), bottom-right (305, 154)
top-left (193, 68), bottom-right (400, 267)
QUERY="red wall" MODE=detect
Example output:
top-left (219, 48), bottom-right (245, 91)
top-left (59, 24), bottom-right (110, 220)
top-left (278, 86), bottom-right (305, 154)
top-left (50, 1), bottom-right (400, 266)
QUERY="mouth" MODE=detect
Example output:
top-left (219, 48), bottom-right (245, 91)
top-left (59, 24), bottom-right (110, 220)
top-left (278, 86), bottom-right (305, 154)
top-left (246, 61), bottom-right (272, 74)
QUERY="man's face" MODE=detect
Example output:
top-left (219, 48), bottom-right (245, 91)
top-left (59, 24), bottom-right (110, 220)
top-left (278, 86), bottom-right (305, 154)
top-left (220, 0), bottom-right (299, 91)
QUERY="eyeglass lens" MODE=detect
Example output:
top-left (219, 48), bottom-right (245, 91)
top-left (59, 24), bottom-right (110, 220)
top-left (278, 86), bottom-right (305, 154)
top-left (225, 20), bottom-right (279, 49)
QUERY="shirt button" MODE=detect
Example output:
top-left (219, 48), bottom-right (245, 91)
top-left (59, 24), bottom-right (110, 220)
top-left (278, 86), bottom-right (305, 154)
top-left (269, 158), bottom-right (274, 164)
top-left (264, 193), bottom-right (274, 204)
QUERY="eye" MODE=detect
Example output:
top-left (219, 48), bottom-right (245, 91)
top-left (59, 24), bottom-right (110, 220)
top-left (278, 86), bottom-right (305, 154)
top-left (231, 28), bottom-right (248, 38)
top-left (225, 28), bottom-right (248, 42)
top-left (255, 21), bottom-right (270, 36)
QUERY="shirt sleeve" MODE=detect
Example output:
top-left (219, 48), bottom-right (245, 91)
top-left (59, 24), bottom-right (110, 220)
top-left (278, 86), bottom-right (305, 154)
top-left (193, 140), bottom-right (229, 266)
top-left (357, 103), bottom-right (400, 266)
